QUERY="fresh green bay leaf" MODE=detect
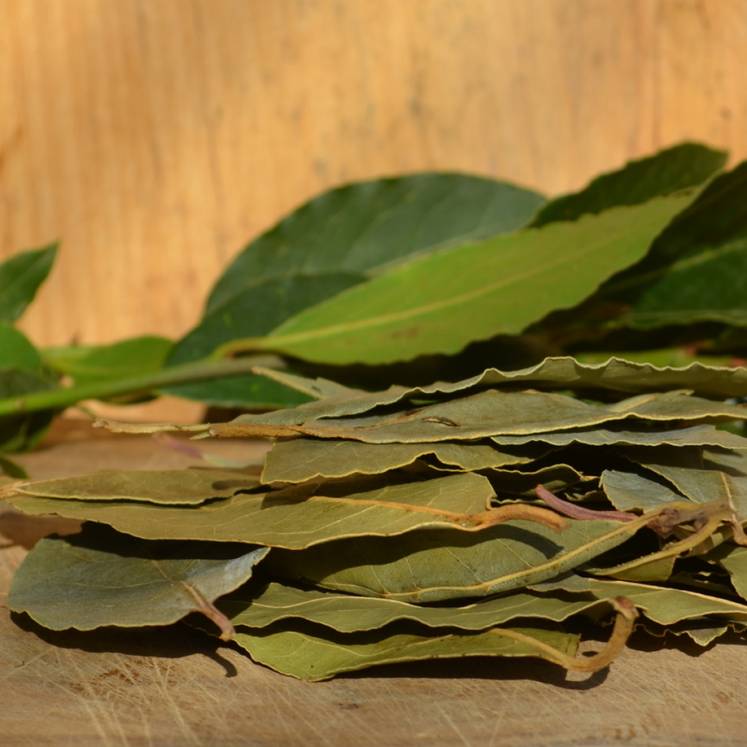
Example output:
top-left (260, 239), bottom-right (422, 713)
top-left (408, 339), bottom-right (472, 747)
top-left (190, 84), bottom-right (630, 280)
top-left (166, 174), bottom-right (544, 404)
top-left (531, 143), bottom-right (726, 227)
top-left (0, 454), bottom-right (27, 478)
top-left (44, 336), bottom-right (173, 385)
top-left (624, 237), bottom-right (747, 328)
top-left (251, 194), bottom-right (693, 364)
top-left (0, 244), bottom-right (58, 323)
top-left (159, 376), bottom-right (312, 410)
top-left (0, 324), bottom-right (44, 372)
top-left (601, 161), bottom-right (747, 331)
top-left (0, 325), bottom-right (57, 453)
top-left (206, 174), bottom-right (546, 317)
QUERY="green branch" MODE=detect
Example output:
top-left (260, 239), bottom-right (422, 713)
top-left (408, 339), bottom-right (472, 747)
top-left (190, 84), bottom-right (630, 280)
top-left (0, 358), bottom-right (260, 418)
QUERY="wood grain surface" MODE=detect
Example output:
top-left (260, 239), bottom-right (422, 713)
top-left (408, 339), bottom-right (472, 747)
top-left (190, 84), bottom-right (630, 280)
top-left (1, 0), bottom-right (746, 348)
top-left (2, 423), bottom-right (747, 747)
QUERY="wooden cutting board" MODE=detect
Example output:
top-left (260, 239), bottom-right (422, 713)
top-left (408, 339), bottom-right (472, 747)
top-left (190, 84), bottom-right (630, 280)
top-left (1, 422), bottom-right (745, 747)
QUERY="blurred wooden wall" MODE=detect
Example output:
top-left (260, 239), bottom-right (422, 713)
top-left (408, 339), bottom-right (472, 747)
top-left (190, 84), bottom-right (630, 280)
top-left (1, 0), bottom-right (746, 347)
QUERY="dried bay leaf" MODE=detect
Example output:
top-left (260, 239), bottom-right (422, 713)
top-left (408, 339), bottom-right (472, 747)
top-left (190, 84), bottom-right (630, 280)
top-left (216, 389), bottom-right (746, 443)
top-left (11, 468), bottom-right (259, 505)
top-left (601, 470), bottom-right (684, 512)
top-left (218, 581), bottom-right (602, 633)
top-left (250, 356), bottom-right (747, 425)
top-left (636, 463), bottom-right (747, 518)
top-left (232, 624), bottom-right (580, 682)
top-left (587, 494), bottom-right (744, 583)
top-left (709, 545), bottom-right (747, 601)
top-left (491, 425), bottom-right (747, 451)
top-left (489, 464), bottom-right (591, 497)
top-left (261, 439), bottom-right (533, 484)
top-left (267, 515), bottom-right (653, 602)
top-left (533, 575), bottom-right (747, 626)
top-left (3, 473), bottom-right (544, 550)
top-left (9, 526), bottom-right (269, 634)
top-left (609, 450), bottom-right (747, 520)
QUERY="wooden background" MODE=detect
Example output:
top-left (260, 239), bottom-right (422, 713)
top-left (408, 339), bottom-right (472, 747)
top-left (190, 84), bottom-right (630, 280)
top-left (1, 0), bottom-right (747, 347)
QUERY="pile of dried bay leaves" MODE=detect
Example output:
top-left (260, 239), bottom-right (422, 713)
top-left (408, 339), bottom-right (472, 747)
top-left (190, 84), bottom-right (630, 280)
top-left (3, 356), bottom-right (747, 681)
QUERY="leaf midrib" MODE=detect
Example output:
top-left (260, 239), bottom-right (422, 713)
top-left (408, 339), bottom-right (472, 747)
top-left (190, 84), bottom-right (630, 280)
top-left (266, 207), bottom-right (678, 347)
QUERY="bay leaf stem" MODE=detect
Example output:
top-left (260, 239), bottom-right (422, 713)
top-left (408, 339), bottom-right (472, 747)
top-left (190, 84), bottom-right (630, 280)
top-left (0, 358), bottom-right (261, 418)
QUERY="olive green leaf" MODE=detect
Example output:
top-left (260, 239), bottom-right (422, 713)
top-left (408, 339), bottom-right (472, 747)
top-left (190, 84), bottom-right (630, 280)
top-left (489, 464), bottom-right (590, 497)
top-left (218, 389), bottom-right (746, 443)
top-left (667, 623), bottom-right (735, 647)
top-left (613, 449), bottom-right (747, 519)
top-left (0, 244), bottom-right (58, 323)
top-left (3, 473), bottom-right (532, 550)
top-left (587, 495), bottom-right (741, 583)
top-left (243, 193), bottom-right (692, 365)
top-left (530, 142), bottom-right (727, 227)
top-left (600, 470), bottom-right (684, 512)
top-left (533, 574), bottom-right (747, 626)
top-left (703, 449), bottom-right (747, 475)
top-left (711, 545), bottom-right (747, 601)
top-left (12, 468), bottom-right (259, 505)
top-left (9, 527), bottom-right (269, 634)
top-left (218, 581), bottom-right (602, 633)
top-left (261, 439), bottom-right (533, 484)
top-left (251, 356), bottom-right (747, 424)
top-left (490, 425), bottom-right (747, 450)
top-left (166, 174), bottom-right (545, 404)
top-left (636, 463), bottom-right (747, 519)
top-left (261, 438), bottom-right (592, 495)
top-left (267, 515), bottom-right (653, 602)
top-left (232, 624), bottom-right (579, 682)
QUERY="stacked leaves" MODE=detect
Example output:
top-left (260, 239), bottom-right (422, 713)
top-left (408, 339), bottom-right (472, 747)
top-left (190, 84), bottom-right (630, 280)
top-left (4, 357), bottom-right (747, 681)
top-left (2, 142), bottom-right (747, 455)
